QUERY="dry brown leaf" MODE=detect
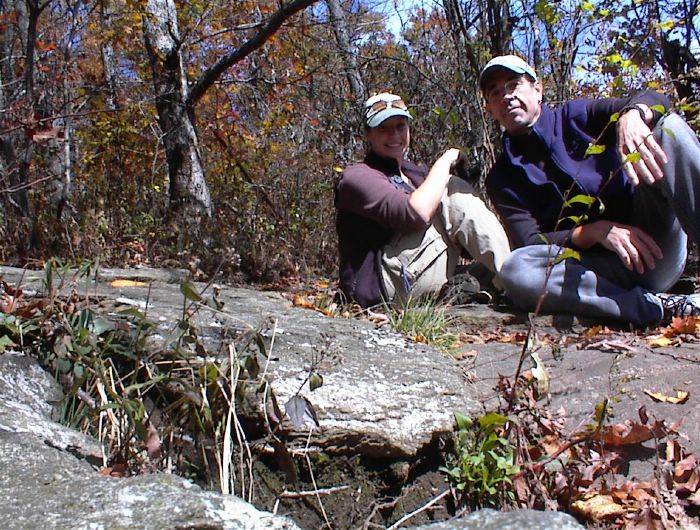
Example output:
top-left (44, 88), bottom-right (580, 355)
top-left (110, 279), bottom-right (148, 288)
top-left (98, 463), bottom-right (127, 477)
top-left (594, 419), bottom-right (666, 447)
top-left (582, 325), bottom-right (604, 337)
top-left (666, 316), bottom-right (700, 336)
top-left (674, 455), bottom-right (699, 488)
top-left (666, 439), bottom-right (683, 463)
top-left (145, 421), bottom-right (161, 459)
top-left (571, 492), bottom-right (627, 520)
top-left (685, 488), bottom-right (700, 506)
top-left (495, 331), bottom-right (528, 344)
top-left (292, 294), bottom-right (314, 309)
top-left (291, 294), bottom-right (335, 317)
top-left (643, 388), bottom-right (689, 404)
top-left (458, 333), bottom-right (487, 344)
top-left (540, 434), bottom-right (566, 457)
top-left (452, 349), bottom-right (478, 360)
top-left (647, 336), bottom-right (676, 348)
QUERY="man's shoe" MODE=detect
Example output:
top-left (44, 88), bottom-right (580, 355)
top-left (656, 293), bottom-right (700, 321)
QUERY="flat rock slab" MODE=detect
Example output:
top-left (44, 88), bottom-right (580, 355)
top-left (0, 266), bottom-right (482, 460)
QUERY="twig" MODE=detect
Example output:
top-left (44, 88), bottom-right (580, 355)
top-left (304, 427), bottom-right (332, 529)
top-left (279, 485), bottom-right (350, 498)
top-left (362, 497), bottom-right (401, 530)
top-left (385, 489), bottom-right (450, 530)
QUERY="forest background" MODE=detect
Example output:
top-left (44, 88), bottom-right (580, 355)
top-left (1, 0), bottom-right (698, 286)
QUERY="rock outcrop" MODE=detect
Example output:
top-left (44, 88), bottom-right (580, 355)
top-left (0, 353), bottom-right (301, 529)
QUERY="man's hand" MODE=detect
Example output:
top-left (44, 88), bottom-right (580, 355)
top-left (572, 220), bottom-right (662, 274)
top-left (616, 105), bottom-right (668, 186)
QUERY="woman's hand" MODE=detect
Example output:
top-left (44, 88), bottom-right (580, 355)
top-left (409, 148), bottom-right (462, 222)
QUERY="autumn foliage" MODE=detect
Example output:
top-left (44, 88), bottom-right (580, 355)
top-left (0, 0), bottom-right (696, 286)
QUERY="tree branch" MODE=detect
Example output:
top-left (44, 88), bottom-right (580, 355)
top-left (189, 0), bottom-right (318, 104)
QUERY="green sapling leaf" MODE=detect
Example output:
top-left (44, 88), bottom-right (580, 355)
top-left (585, 143), bottom-right (606, 156)
top-left (309, 371), bottom-right (323, 391)
top-left (564, 194), bottom-right (596, 207)
top-left (624, 152), bottom-right (641, 164)
top-left (553, 248), bottom-right (581, 264)
top-left (180, 281), bottom-right (203, 302)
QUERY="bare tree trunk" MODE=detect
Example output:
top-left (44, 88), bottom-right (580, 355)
top-left (325, 0), bottom-right (364, 101)
top-left (100, 0), bottom-right (120, 112)
top-left (142, 0), bottom-right (213, 217)
top-left (485, 0), bottom-right (511, 55)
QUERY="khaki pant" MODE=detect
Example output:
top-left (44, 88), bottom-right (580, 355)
top-left (381, 177), bottom-right (510, 304)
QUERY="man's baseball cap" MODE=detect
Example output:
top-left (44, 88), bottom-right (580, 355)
top-left (363, 93), bottom-right (412, 128)
top-left (479, 55), bottom-right (537, 91)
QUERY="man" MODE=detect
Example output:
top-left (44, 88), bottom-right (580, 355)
top-left (335, 92), bottom-right (510, 308)
top-left (481, 54), bottom-right (700, 326)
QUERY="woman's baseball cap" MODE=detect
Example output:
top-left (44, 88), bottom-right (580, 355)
top-left (363, 93), bottom-right (412, 128)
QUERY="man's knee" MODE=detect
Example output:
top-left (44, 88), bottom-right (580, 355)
top-left (656, 113), bottom-right (697, 150)
top-left (500, 246), bottom-right (554, 308)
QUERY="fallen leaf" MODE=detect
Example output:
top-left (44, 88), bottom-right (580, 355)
top-left (530, 349), bottom-right (549, 397)
top-left (583, 325), bottom-right (604, 337)
top-left (292, 294), bottom-right (335, 317)
top-left (145, 421), bottom-right (161, 459)
top-left (643, 389), bottom-right (689, 404)
top-left (452, 349), bottom-right (478, 360)
top-left (674, 455), bottom-right (699, 485)
top-left (293, 294), bottom-right (314, 309)
top-left (666, 439), bottom-right (682, 463)
top-left (594, 419), bottom-right (666, 447)
top-left (571, 492), bottom-right (627, 520)
top-left (667, 316), bottom-right (700, 335)
top-left (98, 463), bottom-right (127, 477)
top-left (110, 279), bottom-right (148, 288)
top-left (647, 336), bottom-right (676, 348)
top-left (685, 488), bottom-right (700, 506)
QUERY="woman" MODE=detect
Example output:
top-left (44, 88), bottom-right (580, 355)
top-left (335, 92), bottom-right (510, 307)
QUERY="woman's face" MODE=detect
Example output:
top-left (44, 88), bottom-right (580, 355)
top-left (365, 116), bottom-right (410, 161)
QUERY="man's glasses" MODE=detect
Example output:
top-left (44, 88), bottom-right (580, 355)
top-left (365, 98), bottom-right (408, 116)
top-left (486, 77), bottom-right (529, 101)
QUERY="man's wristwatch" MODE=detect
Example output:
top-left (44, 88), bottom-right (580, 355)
top-left (620, 104), bottom-right (649, 123)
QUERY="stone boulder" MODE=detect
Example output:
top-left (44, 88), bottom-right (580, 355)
top-left (0, 353), bottom-right (301, 529)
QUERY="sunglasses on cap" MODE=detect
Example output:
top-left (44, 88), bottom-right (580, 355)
top-left (365, 98), bottom-right (408, 116)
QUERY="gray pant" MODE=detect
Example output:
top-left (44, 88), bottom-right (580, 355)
top-left (500, 113), bottom-right (699, 326)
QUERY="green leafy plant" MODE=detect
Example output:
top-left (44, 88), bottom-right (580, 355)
top-left (441, 411), bottom-right (520, 509)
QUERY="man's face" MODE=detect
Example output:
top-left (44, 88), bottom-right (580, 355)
top-left (365, 116), bottom-right (410, 161)
top-left (484, 68), bottom-right (542, 135)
